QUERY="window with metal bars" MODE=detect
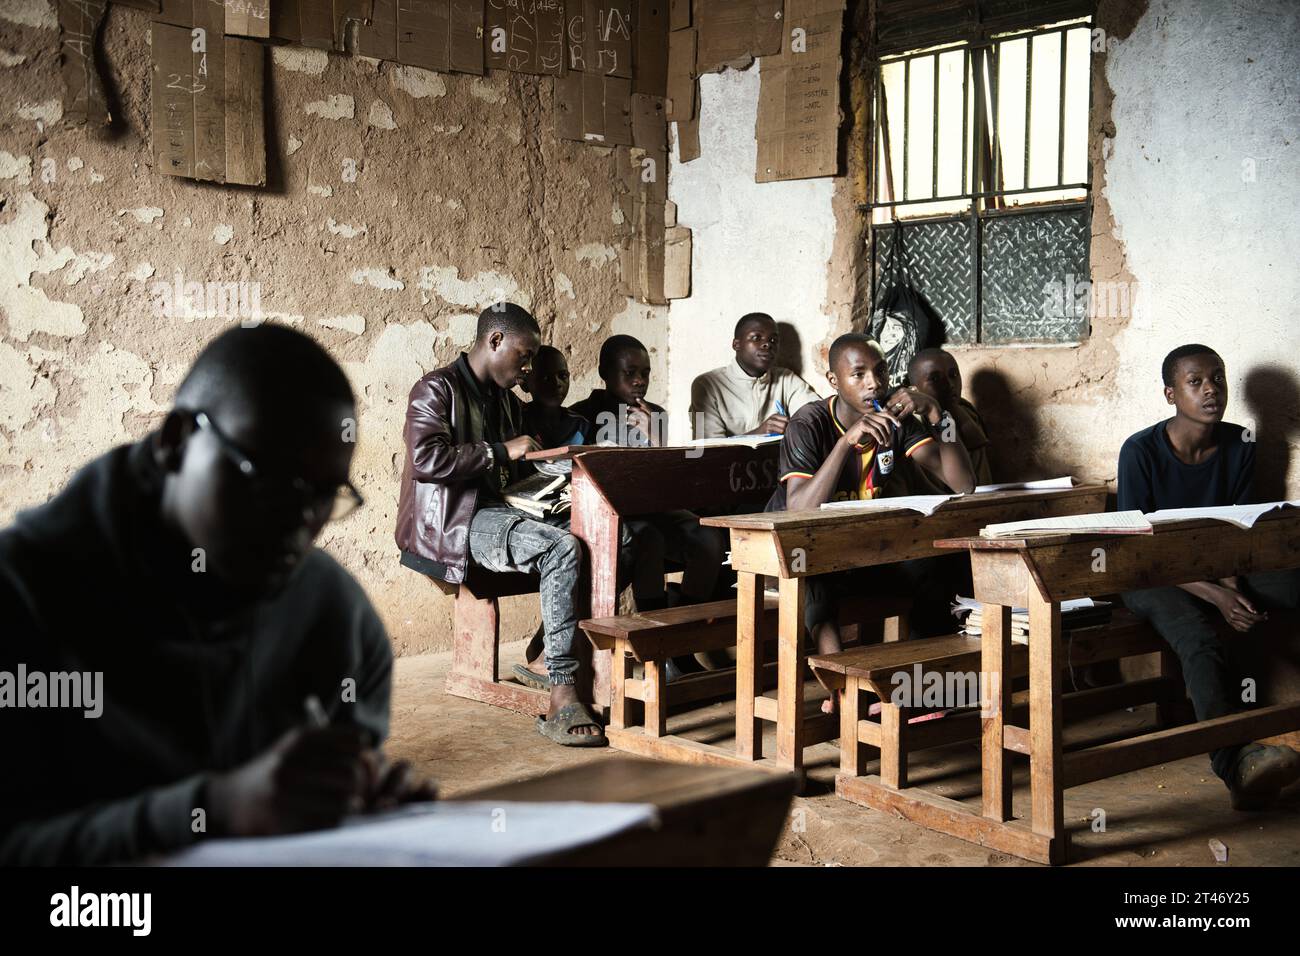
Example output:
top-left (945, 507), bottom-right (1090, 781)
top-left (866, 19), bottom-right (1095, 345)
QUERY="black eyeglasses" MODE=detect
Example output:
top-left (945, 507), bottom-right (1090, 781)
top-left (193, 411), bottom-right (365, 522)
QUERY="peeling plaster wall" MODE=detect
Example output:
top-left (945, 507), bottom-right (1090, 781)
top-left (0, 3), bottom-right (667, 655)
top-left (670, 0), bottom-right (1300, 499)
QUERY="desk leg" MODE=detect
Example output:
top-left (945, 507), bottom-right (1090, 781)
top-left (1028, 595), bottom-right (1066, 863)
top-left (735, 571), bottom-right (764, 760)
top-left (777, 576), bottom-right (807, 770)
top-left (981, 603), bottom-right (1013, 821)
top-left (570, 469), bottom-right (621, 710)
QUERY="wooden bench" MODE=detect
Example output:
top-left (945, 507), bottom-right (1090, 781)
top-left (435, 568), bottom-right (548, 716)
top-left (583, 591), bottom-right (913, 752)
top-left (810, 609), bottom-right (1186, 790)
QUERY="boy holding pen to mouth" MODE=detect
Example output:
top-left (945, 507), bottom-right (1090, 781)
top-left (765, 333), bottom-right (976, 710)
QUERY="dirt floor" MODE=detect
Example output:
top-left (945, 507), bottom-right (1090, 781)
top-left (385, 641), bottom-right (1300, 867)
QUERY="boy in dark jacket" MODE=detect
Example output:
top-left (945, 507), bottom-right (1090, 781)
top-left (0, 325), bottom-right (432, 865)
top-left (396, 304), bottom-right (605, 746)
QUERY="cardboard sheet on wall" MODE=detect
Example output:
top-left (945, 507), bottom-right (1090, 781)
top-left (567, 0), bottom-right (632, 77)
top-left (664, 27), bottom-right (695, 122)
top-left (59, 0), bottom-right (112, 128)
top-left (668, 0), bottom-right (690, 31)
top-left (225, 0), bottom-right (272, 37)
top-left (555, 72), bottom-right (632, 145)
top-left (694, 0), bottom-right (782, 74)
top-left (675, 115), bottom-right (699, 162)
top-left (151, 22), bottom-right (266, 185)
top-left (633, 0), bottom-right (668, 96)
top-left (356, 0), bottom-right (400, 58)
top-left (342, 0), bottom-right (485, 72)
top-left (754, 0), bottom-right (844, 182)
top-left (483, 0), bottom-right (565, 74)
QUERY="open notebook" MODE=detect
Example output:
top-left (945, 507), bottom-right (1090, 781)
top-left (980, 510), bottom-right (1153, 538)
top-left (684, 434), bottom-right (784, 449)
top-left (1146, 500), bottom-right (1300, 530)
top-left (820, 494), bottom-right (957, 516)
top-left (161, 801), bottom-right (659, 867)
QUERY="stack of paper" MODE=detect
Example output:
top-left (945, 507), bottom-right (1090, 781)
top-left (1146, 500), bottom-right (1300, 530)
top-left (952, 597), bottom-right (1112, 643)
top-left (980, 510), bottom-right (1152, 538)
top-left (820, 494), bottom-right (957, 516)
top-left (503, 473), bottom-right (570, 519)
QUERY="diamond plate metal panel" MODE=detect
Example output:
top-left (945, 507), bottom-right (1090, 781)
top-left (980, 208), bottom-right (1090, 344)
top-left (874, 219), bottom-right (977, 345)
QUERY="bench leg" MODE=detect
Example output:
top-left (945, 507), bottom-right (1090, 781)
top-left (883, 609), bottom-right (909, 643)
top-left (880, 702), bottom-right (909, 789)
top-left (452, 590), bottom-right (499, 683)
top-left (736, 572), bottom-right (764, 760)
top-left (609, 638), bottom-right (634, 731)
top-left (644, 660), bottom-right (667, 737)
top-left (841, 677), bottom-right (866, 776)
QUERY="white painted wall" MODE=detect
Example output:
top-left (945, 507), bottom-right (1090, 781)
top-left (665, 66), bottom-right (836, 443)
top-left (1104, 0), bottom-right (1300, 453)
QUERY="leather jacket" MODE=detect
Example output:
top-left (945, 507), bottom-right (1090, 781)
top-left (395, 354), bottom-right (523, 583)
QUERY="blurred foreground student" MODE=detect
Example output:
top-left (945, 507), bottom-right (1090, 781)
top-left (1118, 344), bottom-right (1300, 809)
top-left (689, 312), bottom-right (820, 439)
top-left (0, 325), bottom-right (433, 865)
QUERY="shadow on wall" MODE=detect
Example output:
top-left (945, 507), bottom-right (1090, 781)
top-left (967, 368), bottom-right (1072, 484)
top-left (776, 322), bottom-right (805, 378)
top-left (1243, 364), bottom-right (1300, 501)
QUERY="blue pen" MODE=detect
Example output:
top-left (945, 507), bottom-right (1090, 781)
top-left (766, 399), bottom-right (789, 437)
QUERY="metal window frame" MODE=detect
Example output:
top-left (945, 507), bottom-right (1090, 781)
top-left (865, 19), bottom-right (1095, 346)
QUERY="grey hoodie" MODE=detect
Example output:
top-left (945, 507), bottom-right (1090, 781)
top-left (0, 436), bottom-right (392, 865)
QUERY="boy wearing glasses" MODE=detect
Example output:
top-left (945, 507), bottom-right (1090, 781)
top-left (0, 325), bottom-right (433, 865)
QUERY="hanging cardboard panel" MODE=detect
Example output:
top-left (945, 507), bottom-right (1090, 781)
top-left (567, 0), bottom-right (632, 76)
top-left (356, 0), bottom-right (400, 59)
top-left (151, 22), bottom-right (195, 178)
top-left (450, 0), bottom-right (486, 73)
top-left (633, 0), bottom-right (669, 96)
top-left (669, 0), bottom-right (690, 30)
top-left (484, 0), bottom-right (566, 74)
top-left (664, 26), bottom-right (695, 122)
top-left (397, 0), bottom-right (448, 70)
top-left (694, 0), bottom-right (783, 74)
top-left (271, 0), bottom-right (303, 41)
top-left (676, 115), bottom-right (700, 162)
top-left (191, 0), bottom-right (227, 182)
top-left (59, 0), bottom-right (111, 128)
top-left (226, 0), bottom-right (272, 38)
top-left (754, 0), bottom-right (843, 182)
top-left (555, 72), bottom-right (631, 145)
top-left (225, 36), bottom-right (267, 185)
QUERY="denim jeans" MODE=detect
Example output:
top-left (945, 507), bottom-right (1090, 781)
top-left (1123, 569), bottom-right (1300, 781)
top-left (468, 506), bottom-right (584, 686)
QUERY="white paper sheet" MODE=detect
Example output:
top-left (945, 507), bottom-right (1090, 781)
top-left (819, 494), bottom-right (957, 516)
top-left (980, 510), bottom-right (1152, 538)
top-left (161, 801), bottom-right (659, 867)
top-left (972, 476), bottom-right (1076, 493)
top-left (1146, 500), bottom-right (1300, 530)
top-left (684, 434), bottom-right (784, 448)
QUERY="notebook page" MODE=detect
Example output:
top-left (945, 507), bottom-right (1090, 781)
top-left (820, 494), bottom-right (958, 516)
top-left (980, 510), bottom-right (1152, 538)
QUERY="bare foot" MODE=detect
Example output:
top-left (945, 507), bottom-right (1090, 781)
top-left (548, 684), bottom-right (601, 736)
top-left (821, 694), bottom-right (838, 716)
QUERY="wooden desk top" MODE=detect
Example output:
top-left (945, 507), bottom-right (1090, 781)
top-left (939, 510), bottom-right (1300, 605)
top-left (700, 484), bottom-right (1107, 532)
top-left (706, 485), bottom-right (1110, 578)
top-left (454, 758), bottom-right (797, 865)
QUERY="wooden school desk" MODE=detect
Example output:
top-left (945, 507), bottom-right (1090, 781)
top-left (605, 484), bottom-right (1108, 773)
top-left (456, 757), bottom-right (796, 865)
top-left (840, 511), bottom-right (1300, 865)
top-left (527, 442), bottom-right (781, 707)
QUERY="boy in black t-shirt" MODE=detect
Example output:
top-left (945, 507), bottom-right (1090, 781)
top-left (1119, 344), bottom-right (1300, 810)
top-left (768, 333), bottom-right (976, 710)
